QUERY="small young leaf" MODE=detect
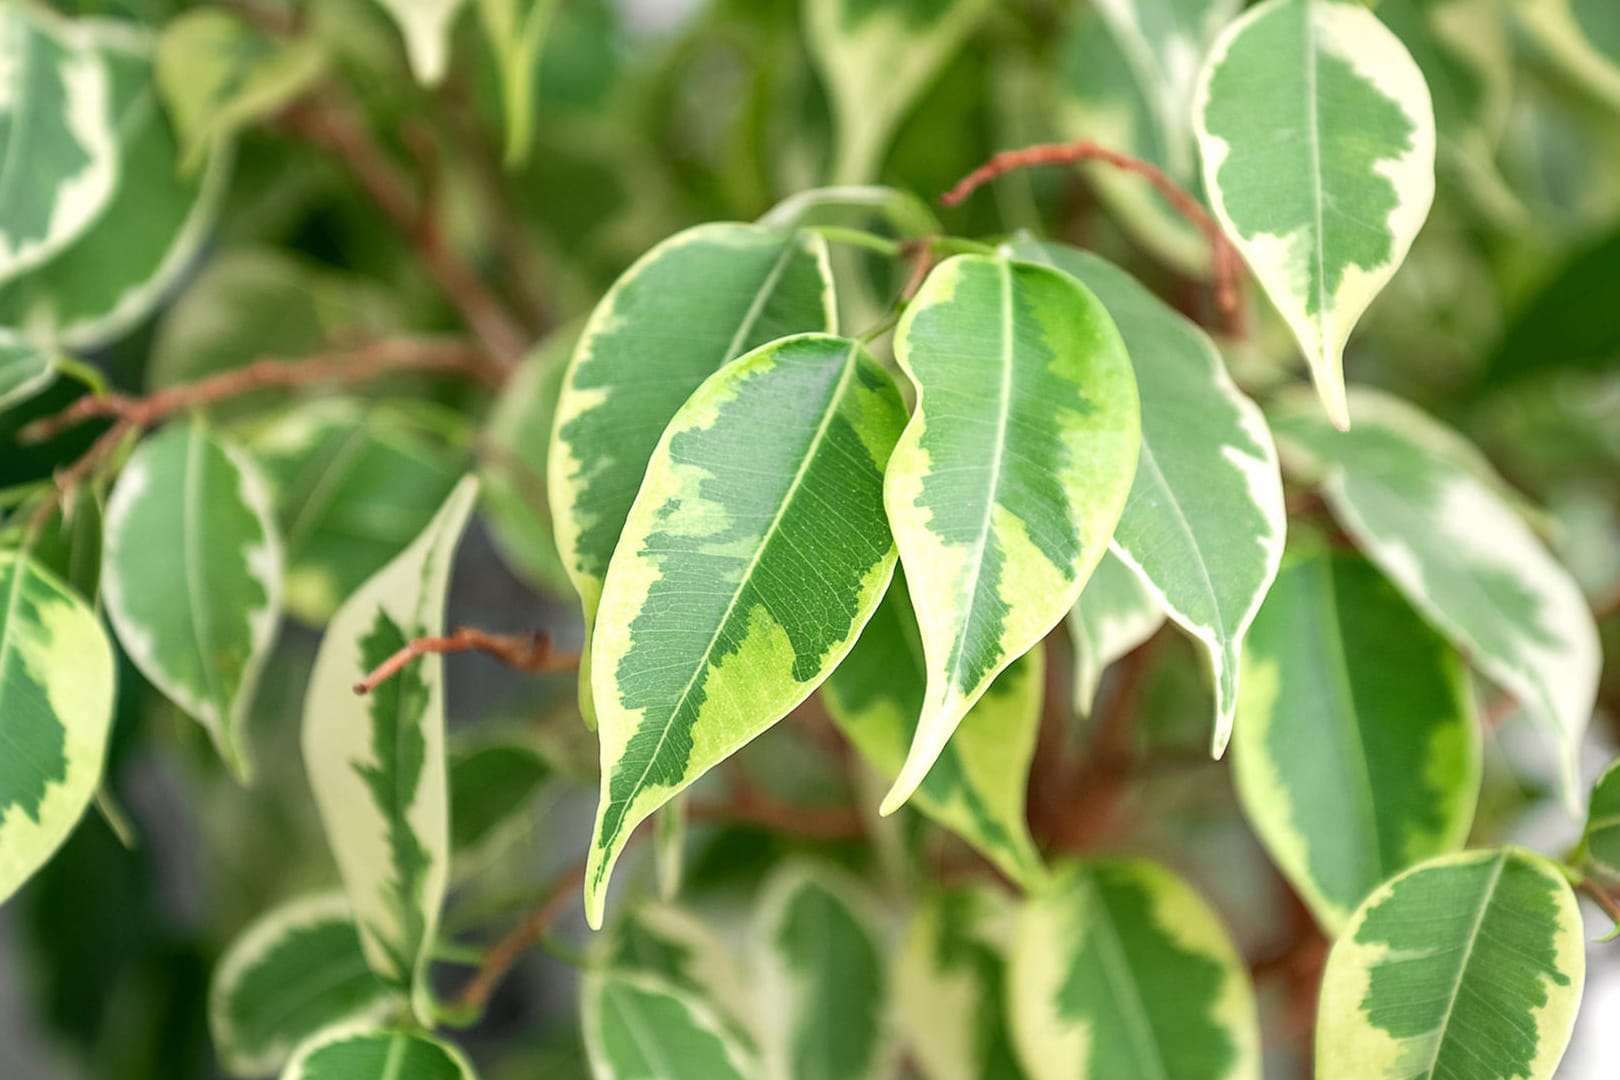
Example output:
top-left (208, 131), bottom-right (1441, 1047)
top-left (0, 341), bottom-right (55, 411)
top-left (209, 893), bottom-right (393, 1077)
top-left (583, 971), bottom-right (757, 1080)
top-left (281, 1023), bottom-right (478, 1080)
top-left (1066, 550), bottom-right (1163, 718)
top-left (102, 421), bottom-right (283, 781)
top-left (1234, 553), bottom-right (1481, 931)
top-left (302, 476), bottom-right (477, 1014)
top-left (1317, 848), bottom-right (1584, 1080)
top-left (477, 0), bottom-right (558, 164)
top-left (584, 334), bottom-right (903, 928)
top-left (1583, 758), bottom-right (1620, 879)
top-left (0, 552), bottom-right (116, 904)
top-left (881, 254), bottom-right (1139, 814)
top-left (1194, 0), bottom-right (1436, 429)
top-left (1010, 859), bottom-right (1261, 1080)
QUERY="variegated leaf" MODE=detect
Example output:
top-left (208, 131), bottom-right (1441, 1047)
top-left (584, 334), bottom-right (903, 928)
top-left (602, 901), bottom-right (756, 1045)
top-left (1193, 0), bottom-right (1436, 430)
top-left (371, 0), bottom-right (468, 85)
top-left (824, 571), bottom-right (1045, 886)
top-left (755, 861), bottom-right (890, 1080)
top-left (549, 223), bottom-right (836, 727)
top-left (0, 5), bottom-right (118, 286)
top-left (1067, 550), bottom-right (1163, 718)
top-left (583, 971), bottom-right (756, 1080)
top-left (896, 886), bottom-right (1025, 1080)
top-left (1317, 848), bottom-right (1584, 1080)
top-left (1583, 758), bottom-right (1620, 879)
top-left (1520, 0), bottom-right (1620, 112)
top-left (302, 477), bottom-right (477, 1012)
top-left (1233, 552), bottom-right (1480, 932)
top-left (281, 1023), bottom-right (478, 1080)
top-left (1270, 387), bottom-right (1600, 807)
top-left (0, 341), bottom-right (54, 410)
top-left (1010, 859), bottom-right (1261, 1080)
top-left (447, 735), bottom-right (552, 876)
top-left (881, 254), bottom-right (1139, 814)
top-left (102, 421), bottom-right (283, 781)
top-left (210, 893), bottom-right (394, 1077)
top-left (0, 552), bottom-right (115, 904)
top-left (476, 0), bottom-right (557, 165)
top-left (804, 0), bottom-right (992, 183)
top-left (1009, 241), bottom-right (1284, 755)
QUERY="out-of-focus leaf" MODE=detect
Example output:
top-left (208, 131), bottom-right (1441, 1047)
top-left (370, 0), bottom-right (468, 85)
top-left (0, 341), bottom-right (56, 410)
top-left (600, 902), bottom-right (755, 1046)
top-left (583, 972), bottom-right (756, 1080)
top-left (1583, 758), bottom-right (1620, 879)
top-left (477, 0), bottom-right (558, 164)
top-left (1066, 550), bottom-right (1162, 717)
top-left (281, 1023), bottom-right (478, 1079)
top-left (1483, 226), bottom-right (1620, 390)
top-left (1520, 0), bottom-right (1620, 112)
top-left (447, 735), bottom-right (551, 875)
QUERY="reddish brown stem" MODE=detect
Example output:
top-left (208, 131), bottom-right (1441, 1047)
top-left (354, 627), bottom-right (579, 696)
top-left (451, 860), bottom-right (588, 1015)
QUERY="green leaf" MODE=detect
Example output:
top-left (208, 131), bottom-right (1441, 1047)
top-left (371, 0), bottom-right (468, 85)
top-left (209, 893), bottom-right (394, 1077)
top-left (805, 0), bottom-right (993, 183)
top-left (1233, 552), bottom-right (1481, 932)
top-left (1316, 848), bottom-right (1584, 1080)
top-left (477, 0), bottom-right (558, 165)
top-left (881, 254), bottom-right (1139, 814)
top-left (1193, 0), bottom-right (1436, 430)
top-left (824, 571), bottom-right (1045, 886)
top-left (601, 901), bottom-right (756, 1046)
top-left (281, 1023), bottom-right (478, 1080)
top-left (0, 24), bottom-right (225, 351)
top-left (1010, 859), bottom-right (1261, 1080)
top-left (102, 421), bottom-right (283, 781)
top-left (583, 334), bottom-right (903, 928)
top-left (0, 341), bottom-right (55, 410)
top-left (1009, 241), bottom-right (1284, 755)
top-left (1483, 225), bottom-right (1620, 391)
top-left (1066, 550), bottom-right (1163, 718)
top-left (1520, 0), bottom-right (1620, 112)
top-left (0, 5), bottom-right (118, 286)
top-left (155, 9), bottom-right (325, 170)
top-left (0, 551), bottom-right (116, 904)
top-left (447, 735), bottom-right (552, 874)
top-left (759, 186), bottom-right (944, 240)
top-left (895, 886), bottom-right (1025, 1080)
top-left (301, 476), bottom-right (477, 1014)
top-left (1583, 758), bottom-right (1620, 879)
top-left (583, 972), bottom-right (756, 1080)
top-left (755, 861), bottom-right (890, 1080)
top-left (549, 223), bottom-right (836, 727)
top-left (1270, 387), bottom-right (1600, 807)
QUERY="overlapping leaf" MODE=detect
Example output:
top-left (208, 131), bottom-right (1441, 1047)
top-left (882, 254), bottom-right (1139, 813)
top-left (1066, 550), bottom-right (1163, 717)
top-left (583, 972), bottom-right (755, 1080)
top-left (1194, 0), bottom-right (1436, 429)
top-left (584, 334), bottom-right (903, 928)
top-left (102, 421), bottom-right (283, 781)
top-left (1233, 553), bottom-right (1480, 931)
top-left (1317, 848), bottom-right (1584, 1080)
top-left (1583, 758), bottom-right (1620, 878)
top-left (281, 1023), bottom-right (478, 1080)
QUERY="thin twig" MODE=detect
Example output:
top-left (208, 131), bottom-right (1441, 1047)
top-left (354, 627), bottom-right (579, 696)
top-left (1581, 877), bottom-right (1620, 925)
top-left (941, 139), bottom-right (1246, 336)
top-left (450, 860), bottom-right (587, 1016)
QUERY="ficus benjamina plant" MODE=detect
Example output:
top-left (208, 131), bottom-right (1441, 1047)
top-left (2, 0), bottom-right (1619, 1077)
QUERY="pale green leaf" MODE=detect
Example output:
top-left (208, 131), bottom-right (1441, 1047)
top-left (824, 570), bottom-right (1045, 886)
top-left (370, 0), bottom-right (468, 85)
top-left (301, 476), bottom-right (477, 1014)
top-left (447, 735), bottom-right (552, 876)
top-left (1316, 848), bottom-right (1584, 1080)
top-left (1009, 241), bottom-right (1284, 755)
top-left (601, 901), bottom-right (757, 1046)
top-left (210, 893), bottom-right (394, 1077)
top-left (583, 972), bottom-right (756, 1080)
top-left (280, 1023), bottom-right (478, 1080)
top-left (1520, 0), bottom-right (1620, 113)
top-left (881, 254), bottom-right (1139, 814)
top-left (1233, 552), bottom-right (1480, 932)
top-left (102, 421), bottom-right (283, 781)
top-left (477, 0), bottom-right (558, 164)
top-left (1270, 387), bottom-right (1600, 808)
top-left (1067, 550), bottom-right (1163, 718)
top-left (0, 341), bottom-right (55, 410)
top-left (1583, 758), bottom-right (1620, 879)
top-left (1193, 0), bottom-right (1436, 430)
top-left (0, 551), bottom-right (116, 904)
top-left (583, 334), bottom-right (903, 928)
top-left (1010, 859), bottom-right (1261, 1080)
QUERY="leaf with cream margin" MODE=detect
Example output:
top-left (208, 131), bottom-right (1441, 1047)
top-left (0, 552), bottom-right (116, 903)
top-left (280, 1023), bottom-right (478, 1080)
top-left (1582, 758), bottom-right (1620, 880)
top-left (1316, 848), bottom-right (1584, 1080)
top-left (1193, 0), bottom-right (1436, 429)
top-left (1010, 859), bottom-right (1261, 1080)
top-left (1067, 550), bottom-right (1163, 717)
top-left (301, 477), bottom-right (477, 1015)
top-left (1269, 387), bottom-right (1600, 809)
top-left (583, 334), bottom-right (903, 928)
top-left (102, 421), bottom-right (283, 781)
top-left (371, 0), bottom-right (468, 86)
top-left (583, 972), bottom-right (756, 1080)
top-left (881, 254), bottom-right (1139, 814)
top-left (601, 901), bottom-right (757, 1046)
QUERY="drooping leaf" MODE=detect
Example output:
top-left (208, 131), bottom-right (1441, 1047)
top-left (549, 223), bottom-right (836, 727)
top-left (0, 341), bottom-right (55, 410)
top-left (1270, 387), bottom-right (1600, 807)
top-left (447, 735), bottom-right (552, 874)
top-left (1520, 0), bottom-right (1620, 112)
top-left (895, 886), bottom-right (1025, 1080)
top-left (0, 5), bottom-right (118, 286)
top-left (881, 254), bottom-right (1139, 813)
top-left (0, 552), bottom-right (116, 904)
top-left (1316, 848), bottom-right (1584, 1080)
top-left (823, 571), bottom-right (1045, 886)
top-left (583, 334), bottom-right (903, 928)
top-left (601, 901), bottom-right (756, 1045)
top-left (1583, 758), bottom-right (1620, 879)
top-left (301, 477), bottom-right (477, 1013)
top-left (281, 1023), bottom-right (478, 1080)
top-left (1233, 552), bottom-right (1480, 931)
top-left (1010, 859), bottom-right (1261, 1080)
top-left (755, 861), bottom-right (890, 1080)
top-left (1010, 241), bottom-right (1284, 755)
top-left (1066, 549), bottom-right (1163, 717)
top-left (102, 421), bottom-right (283, 781)
top-left (209, 893), bottom-right (393, 1077)
top-left (370, 0), bottom-right (468, 85)
top-left (804, 0), bottom-right (993, 183)
top-left (583, 972), bottom-right (756, 1080)
top-left (1193, 0), bottom-right (1436, 429)
top-left (477, 0), bottom-right (558, 165)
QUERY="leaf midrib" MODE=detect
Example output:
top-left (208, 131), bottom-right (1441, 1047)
top-left (1420, 851), bottom-right (1508, 1078)
top-left (1081, 871), bottom-right (1170, 1080)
